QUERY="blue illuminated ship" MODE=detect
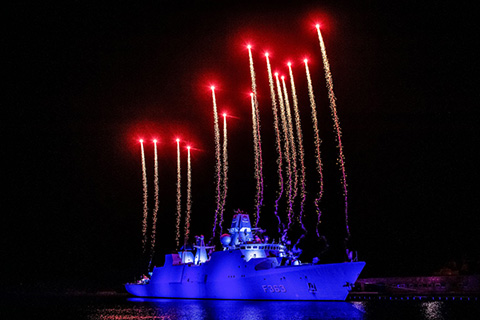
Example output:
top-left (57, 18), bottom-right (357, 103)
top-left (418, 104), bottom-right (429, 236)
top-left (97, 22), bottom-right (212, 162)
top-left (126, 213), bottom-right (365, 300)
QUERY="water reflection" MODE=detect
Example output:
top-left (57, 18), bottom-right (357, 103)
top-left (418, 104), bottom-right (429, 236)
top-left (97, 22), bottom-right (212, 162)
top-left (422, 301), bottom-right (444, 320)
top-left (88, 298), bottom-right (365, 320)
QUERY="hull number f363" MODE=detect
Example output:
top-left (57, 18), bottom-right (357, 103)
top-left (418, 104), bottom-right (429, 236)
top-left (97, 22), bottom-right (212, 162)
top-left (262, 284), bottom-right (287, 293)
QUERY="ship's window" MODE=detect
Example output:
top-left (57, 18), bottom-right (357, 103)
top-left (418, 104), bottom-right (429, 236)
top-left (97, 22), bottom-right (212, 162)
top-left (247, 246), bottom-right (251, 249)
top-left (253, 246), bottom-right (257, 249)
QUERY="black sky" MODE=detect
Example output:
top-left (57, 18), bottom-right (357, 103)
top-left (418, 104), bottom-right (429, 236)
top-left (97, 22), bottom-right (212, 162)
top-left (4, 1), bottom-right (479, 291)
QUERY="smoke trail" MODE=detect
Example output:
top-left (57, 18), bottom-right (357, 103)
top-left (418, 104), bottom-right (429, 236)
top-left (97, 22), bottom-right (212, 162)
top-left (140, 140), bottom-right (149, 253)
top-left (220, 113), bottom-right (229, 235)
top-left (247, 46), bottom-right (264, 227)
top-left (175, 139), bottom-right (182, 248)
top-left (281, 75), bottom-right (298, 205)
top-left (275, 73), bottom-right (293, 240)
top-left (210, 87), bottom-right (222, 240)
top-left (305, 60), bottom-right (324, 237)
top-left (288, 63), bottom-right (307, 235)
top-left (184, 146), bottom-right (192, 243)
top-left (265, 54), bottom-right (284, 234)
top-left (149, 139), bottom-right (159, 267)
top-left (316, 25), bottom-right (350, 238)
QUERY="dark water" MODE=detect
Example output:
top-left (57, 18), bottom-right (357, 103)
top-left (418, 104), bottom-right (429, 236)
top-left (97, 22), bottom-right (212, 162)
top-left (2, 295), bottom-right (479, 319)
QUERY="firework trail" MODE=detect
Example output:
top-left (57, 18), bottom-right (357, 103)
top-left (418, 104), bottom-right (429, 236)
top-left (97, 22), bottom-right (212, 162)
top-left (210, 86), bottom-right (222, 240)
top-left (249, 93), bottom-right (261, 225)
top-left (281, 75), bottom-right (298, 204)
top-left (265, 54), bottom-right (284, 234)
top-left (316, 25), bottom-right (350, 238)
top-left (288, 63), bottom-right (307, 234)
top-left (275, 73), bottom-right (293, 240)
top-left (149, 139), bottom-right (159, 267)
top-left (305, 60), bottom-right (324, 237)
top-left (175, 139), bottom-right (182, 248)
top-left (140, 140), bottom-right (149, 253)
top-left (247, 45), bottom-right (264, 227)
top-left (184, 146), bottom-right (192, 243)
top-left (219, 113), bottom-right (229, 235)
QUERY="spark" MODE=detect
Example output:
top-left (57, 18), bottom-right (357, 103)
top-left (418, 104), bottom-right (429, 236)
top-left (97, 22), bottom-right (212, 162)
top-left (210, 86), bottom-right (222, 241)
top-left (184, 146), bottom-right (192, 243)
top-left (288, 63), bottom-right (308, 235)
top-left (149, 139), bottom-right (159, 268)
top-left (281, 75), bottom-right (298, 210)
top-left (275, 72), bottom-right (293, 241)
top-left (247, 45), bottom-right (264, 227)
top-left (305, 60), bottom-right (324, 237)
top-left (265, 54), bottom-right (284, 235)
top-left (220, 113), bottom-right (229, 235)
top-left (140, 139), bottom-right (149, 253)
top-left (249, 93), bottom-right (261, 226)
top-left (175, 138), bottom-right (182, 249)
top-left (316, 25), bottom-right (350, 238)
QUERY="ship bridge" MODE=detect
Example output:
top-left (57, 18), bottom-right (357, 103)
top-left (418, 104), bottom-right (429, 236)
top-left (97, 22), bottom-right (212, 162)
top-left (219, 213), bottom-right (287, 261)
top-left (239, 243), bottom-right (287, 261)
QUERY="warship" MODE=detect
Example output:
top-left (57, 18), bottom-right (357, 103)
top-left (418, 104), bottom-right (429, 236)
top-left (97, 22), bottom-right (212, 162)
top-left (126, 213), bottom-right (365, 300)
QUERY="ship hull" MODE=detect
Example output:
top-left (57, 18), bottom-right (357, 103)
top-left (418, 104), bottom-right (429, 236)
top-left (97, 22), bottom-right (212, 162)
top-left (126, 251), bottom-right (365, 301)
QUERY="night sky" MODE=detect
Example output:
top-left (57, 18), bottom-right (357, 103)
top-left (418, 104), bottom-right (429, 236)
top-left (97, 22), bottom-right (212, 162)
top-left (4, 1), bottom-right (479, 292)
